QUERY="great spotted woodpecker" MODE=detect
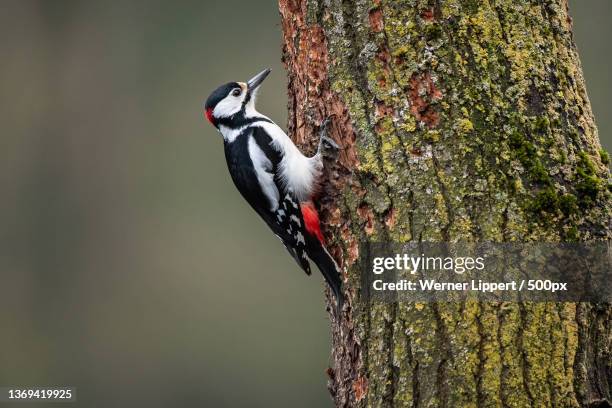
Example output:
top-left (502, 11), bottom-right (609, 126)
top-left (204, 68), bottom-right (343, 312)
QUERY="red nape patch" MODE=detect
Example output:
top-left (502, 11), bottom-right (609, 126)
top-left (301, 201), bottom-right (324, 244)
top-left (205, 108), bottom-right (215, 124)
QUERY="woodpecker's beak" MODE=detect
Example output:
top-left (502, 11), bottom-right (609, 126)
top-left (247, 68), bottom-right (271, 92)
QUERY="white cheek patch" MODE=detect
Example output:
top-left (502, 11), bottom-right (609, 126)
top-left (213, 89), bottom-right (246, 119)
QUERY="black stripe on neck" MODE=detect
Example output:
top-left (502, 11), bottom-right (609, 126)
top-left (217, 111), bottom-right (272, 129)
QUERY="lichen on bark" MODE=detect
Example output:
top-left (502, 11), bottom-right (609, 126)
top-left (279, 0), bottom-right (611, 407)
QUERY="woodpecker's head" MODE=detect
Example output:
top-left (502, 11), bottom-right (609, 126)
top-left (204, 68), bottom-right (271, 128)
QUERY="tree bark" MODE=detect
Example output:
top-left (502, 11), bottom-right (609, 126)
top-left (279, 0), bottom-right (611, 407)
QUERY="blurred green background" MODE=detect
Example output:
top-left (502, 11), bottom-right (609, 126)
top-left (0, 1), bottom-right (609, 407)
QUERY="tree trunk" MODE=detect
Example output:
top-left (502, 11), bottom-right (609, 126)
top-left (279, 0), bottom-right (611, 406)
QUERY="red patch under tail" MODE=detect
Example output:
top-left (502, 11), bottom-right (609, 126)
top-left (300, 201), bottom-right (324, 244)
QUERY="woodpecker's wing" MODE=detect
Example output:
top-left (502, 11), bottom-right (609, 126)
top-left (251, 127), bottom-right (311, 275)
top-left (236, 126), bottom-right (312, 275)
top-left (272, 192), bottom-right (312, 275)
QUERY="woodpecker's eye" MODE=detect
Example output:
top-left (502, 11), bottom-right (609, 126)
top-left (231, 89), bottom-right (241, 97)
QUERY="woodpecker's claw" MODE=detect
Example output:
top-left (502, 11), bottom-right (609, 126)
top-left (318, 116), bottom-right (339, 161)
top-left (319, 136), bottom-right (339, 161)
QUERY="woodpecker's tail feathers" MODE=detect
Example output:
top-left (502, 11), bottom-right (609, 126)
top-left (281, 241), bottom-right (311, 275)
top-left (309, 244), bottom-right (344, 316)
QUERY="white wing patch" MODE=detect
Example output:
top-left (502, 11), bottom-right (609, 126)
top-left (296, 231), bottom-right (305, 245)
top-left (248, 135), bottom-right (279, 211)
top-left (289, 214), bottom-right (301, 226)
top-left (274, 193), bottom-right (311, 275)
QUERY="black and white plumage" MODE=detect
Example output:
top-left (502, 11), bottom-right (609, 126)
top-left (204, 68), bottom-right (343, 311)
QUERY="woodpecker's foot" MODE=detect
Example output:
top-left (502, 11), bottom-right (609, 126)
top-left (319, 136), bottom-right (339, 161)
top-left (318, 117), bottom-right (339, 161)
